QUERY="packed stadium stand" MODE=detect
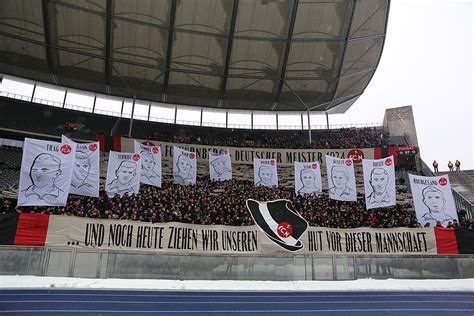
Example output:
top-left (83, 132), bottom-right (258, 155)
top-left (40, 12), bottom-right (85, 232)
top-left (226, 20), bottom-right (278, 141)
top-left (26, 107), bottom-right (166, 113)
top-left (0, 93), bottom-right (472, 230)
top-left (0, 98), bottom-right (396, 149)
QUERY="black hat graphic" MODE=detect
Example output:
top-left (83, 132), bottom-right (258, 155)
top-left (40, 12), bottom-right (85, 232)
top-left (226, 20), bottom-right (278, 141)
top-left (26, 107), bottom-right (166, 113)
top-left (246, 199), bottom-right (308, 252)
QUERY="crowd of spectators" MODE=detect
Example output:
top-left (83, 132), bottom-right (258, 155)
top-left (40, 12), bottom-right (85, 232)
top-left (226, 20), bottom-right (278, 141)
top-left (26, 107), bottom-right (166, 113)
top-left (1, 179), bottom-right (472, 229)
top-left (145, 127), bottom-right (392, 149)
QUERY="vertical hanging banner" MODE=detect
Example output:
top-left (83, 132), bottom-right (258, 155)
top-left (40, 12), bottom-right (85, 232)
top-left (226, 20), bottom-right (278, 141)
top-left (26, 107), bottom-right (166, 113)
top-left (209, 150), bottom-right (232, 181)
top-left (18, 138), bottom-right (76, 207)
top-left (105, 151), bottom-right (141, 197)
top-left (254, 158), bottom-right (278, 187)
top-left (409, 174), bottom-right (458, 227)
top-left (173, 146), bottom-right (197, 185)
top-left (133, 140), bottom-right (162, 188)
top-left (325, 155), bottom-right (356, 202)
top-left (294, 161), bottom-right (322, 196)
top-left (62, 136), bottom-right (100, 197)
top-left (362, 156), bottom-right (396, 209)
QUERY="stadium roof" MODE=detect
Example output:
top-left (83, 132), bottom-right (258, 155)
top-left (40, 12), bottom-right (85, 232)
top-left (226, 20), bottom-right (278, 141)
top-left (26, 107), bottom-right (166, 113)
top-left (0, 0), bottom-right (389, 113)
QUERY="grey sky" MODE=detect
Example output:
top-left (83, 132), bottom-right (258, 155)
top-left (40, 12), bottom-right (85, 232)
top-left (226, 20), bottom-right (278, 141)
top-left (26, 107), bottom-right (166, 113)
top-left (330, 0), bottom-right (473, 171)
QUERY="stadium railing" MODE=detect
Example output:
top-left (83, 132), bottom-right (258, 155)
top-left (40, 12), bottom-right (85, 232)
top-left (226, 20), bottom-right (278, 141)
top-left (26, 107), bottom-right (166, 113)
top-left (1, 246), bottom-right (473, 281)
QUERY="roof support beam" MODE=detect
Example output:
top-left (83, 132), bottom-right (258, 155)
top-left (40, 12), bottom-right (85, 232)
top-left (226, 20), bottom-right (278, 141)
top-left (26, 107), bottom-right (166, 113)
top-left (326, 0), bottom-right (356, 112)
top-left (162, 0), bottom-right (178, 96)
top-left (41, 0), bottom-right (57, 84)
top-left (104, 0), bottom-right (112, 92)
top-left (218, 0), bottom-right (239, 103)
top-left (283, 81), bottom-right (312, 143)
top-left (273, 0), bottom-right (299, 110)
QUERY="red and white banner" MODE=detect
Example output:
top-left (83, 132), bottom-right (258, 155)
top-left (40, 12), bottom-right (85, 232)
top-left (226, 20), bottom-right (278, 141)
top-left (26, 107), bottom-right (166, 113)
top-left (409, 174), bottom-right (458, 228)
top-left (325, 155), bottom-right (357, 202)
top-left (121, 138), bottom-right (375, 167)
top-left (62, 136), bottom-right (100, 198)
top-left (18, 138), bottom-right (76, 207)
top-left (105, 151), bottom-right (141, 197)
top-left (5, 213), bottom-right (462, 256)
top-left (133, 140), bottom-right (162, 188)
top-left (362, 156), bottom-right (396, 209)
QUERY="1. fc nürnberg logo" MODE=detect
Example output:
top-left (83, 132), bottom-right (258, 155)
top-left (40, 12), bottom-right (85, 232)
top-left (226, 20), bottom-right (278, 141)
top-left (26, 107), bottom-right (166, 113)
top-left (347, 149), bottom-right (364, 164)
top-left (246, 199), bottom-right (308, 252)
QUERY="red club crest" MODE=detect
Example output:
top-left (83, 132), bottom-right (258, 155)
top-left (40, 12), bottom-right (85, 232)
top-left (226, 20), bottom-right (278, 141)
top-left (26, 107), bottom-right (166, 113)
top-left (277, 222), bottom-right (293, 239)
top-left (438, 177), bottom-right (448, 186)
top-left (142, 141), bottom-right (155, 146)
top-left (60, 144), bottom-right (72, 155)
top-left (311, 163), bottom-right (318, 169)
top-left (347, 149), bottom-right (364, 164)
top-left (152, 146), bottom-right (159, 154)
top-left (270, 160), bottom-right (276, 166)
top-left (345, 159), bottom-right (352, 166)
top-left (132, 154), bottom-right (140, 161)
top-left (385, 158), bottom-right (392, 166)
top-left (189, 152), bottom-right (196, 159)
top-left (89, 143), bottom-right (97, 152)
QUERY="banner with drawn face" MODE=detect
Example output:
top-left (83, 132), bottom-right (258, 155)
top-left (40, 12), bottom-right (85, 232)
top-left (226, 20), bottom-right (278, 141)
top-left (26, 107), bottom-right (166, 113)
top-left (209, 150), bottom-right (232, 181)
top-left (409, 174), bottom-right (458, 227)
top-left (105, 151), bottom-right (141, 197)
top-left (325, 155), bottom-right (356, 202)
top-left (133, 140), bottom-right (162, 188)
top-left (18, 138), bottom-right (76, 206)
top-left (362, 156), bottom-right (396, 209)
top-left (173, 146), bottom-right (197, 185)
top-left (254, 159), bottom-right (278, 187)
top-left (294, 161), bottom-right (322, 196)
top-left (62, 136), bottom-right (100, 197)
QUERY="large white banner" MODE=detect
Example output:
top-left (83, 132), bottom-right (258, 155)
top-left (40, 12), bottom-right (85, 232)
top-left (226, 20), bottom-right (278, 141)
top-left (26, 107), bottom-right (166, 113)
top-left (409, 174), bottom-right (458, 227)
top-left (173, 146), bottom-right (197, 185)
top-left (18, 138), bottom-right (76, 206)
top-left (294, 161), bottom-right (322, 195)
top-left (62, 136), bottom-right (100, 197)
top-left (325, 155), bottom-right (356, 202)
top-left (121, 138), bottom-right (375, 166)
top-left (209, 150), bottom-right (232, 181)
top-left (254, 159), bottom-right (278, 187)
top-left (44, 215), bottom-right (437, 255)
top-left (362, 156), bottom-right (396, 209)
top-left (133, 140), bottom-right (162, 188)
top-left (105, 151), bottom-right (141, 197)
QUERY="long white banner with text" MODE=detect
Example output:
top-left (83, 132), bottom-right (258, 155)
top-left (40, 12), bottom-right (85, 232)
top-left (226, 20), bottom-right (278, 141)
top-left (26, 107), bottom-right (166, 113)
top-left (46, 216), bottom-right (437, 255)
top-left (120, 138), bottom-right (374, 167)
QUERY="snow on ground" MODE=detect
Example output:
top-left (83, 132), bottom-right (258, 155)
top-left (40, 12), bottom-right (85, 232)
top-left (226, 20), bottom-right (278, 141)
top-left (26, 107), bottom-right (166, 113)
top-left (0, 276), bottom-right (473, 291)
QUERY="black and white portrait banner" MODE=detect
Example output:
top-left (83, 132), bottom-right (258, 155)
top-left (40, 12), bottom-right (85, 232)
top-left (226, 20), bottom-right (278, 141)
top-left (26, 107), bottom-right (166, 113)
top-left (362, 156), bottom-right (396, 209)
top-left (325, 155), bottom-right (356, 202)
top-left (294, 161), bottom-right (322, 196)
top-left (209, 150), bottom-right (232, 181)
top-left (409, 174), bottom-right (458, 227)
top-left (254, 158), bottom-right (278, 187)
top-left (173, 146), bottom-right (197, 185)
top-left (133, 140), bottom-right (162, 188)
top-left (18, 138), bottom-right (76, 206)
top-left (105, 151), bottom-right (141, 197)
top-left (62, 136), bottom-right (100, 197)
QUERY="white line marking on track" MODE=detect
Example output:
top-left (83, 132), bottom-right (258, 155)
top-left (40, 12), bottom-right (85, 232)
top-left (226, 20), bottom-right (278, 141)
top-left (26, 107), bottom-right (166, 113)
top-left (1, 300), bottom-right (473, 304)
top-left (1, 309), bottom-right (474, 313)
top-left (1, 293), bottom-right (472, 298)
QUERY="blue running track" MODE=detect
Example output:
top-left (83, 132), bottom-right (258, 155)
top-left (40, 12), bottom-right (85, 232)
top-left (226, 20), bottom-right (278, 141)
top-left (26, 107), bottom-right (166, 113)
top-left (0, 290), bottom-right (473, 315)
